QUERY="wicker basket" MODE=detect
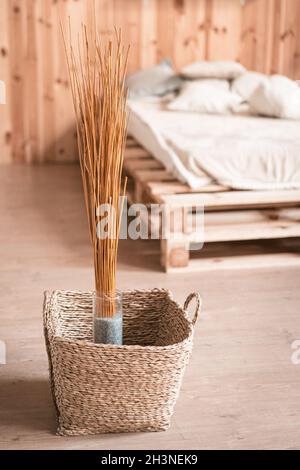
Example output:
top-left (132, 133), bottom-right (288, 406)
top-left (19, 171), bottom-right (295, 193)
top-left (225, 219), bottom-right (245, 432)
top-left (43, 289), bottom-right (201, 436)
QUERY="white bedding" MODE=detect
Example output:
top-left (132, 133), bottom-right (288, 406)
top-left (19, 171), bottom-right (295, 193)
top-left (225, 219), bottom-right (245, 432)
top-left (128, 98), bottom-right (300, 190)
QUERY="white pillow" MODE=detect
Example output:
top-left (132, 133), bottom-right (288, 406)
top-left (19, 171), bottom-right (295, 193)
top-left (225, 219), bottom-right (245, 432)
top-left (180, 60), bottom-right (246, 80)
top-left (187, 78), bottom-right (230, 90)
top-left (232, 71), bottom-right (269, 101)
top-left (126, 60), bottom-right (182, 98)
top-left (167, 80), bottom-right (242, 115)
top-left (249, 75), bottom-right (300, 119)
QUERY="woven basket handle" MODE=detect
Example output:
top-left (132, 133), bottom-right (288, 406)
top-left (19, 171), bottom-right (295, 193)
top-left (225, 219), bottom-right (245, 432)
top-left (184, 293), bottom-right (202, 326)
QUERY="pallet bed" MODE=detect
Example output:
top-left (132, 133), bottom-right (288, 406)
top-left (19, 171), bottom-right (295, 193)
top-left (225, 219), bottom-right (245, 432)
top-left (124, 136), bottom-right (300, 272)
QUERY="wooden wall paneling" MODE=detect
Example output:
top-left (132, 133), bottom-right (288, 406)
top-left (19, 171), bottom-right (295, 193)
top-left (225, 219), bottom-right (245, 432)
top-left (203, 0), bottom-right (212, 60)
top-left (24, 0), bottom-right (39, 162)
top-left (278, 0), bottom-right (300, 79)
top-left (252, 0), bottom-right (273, 73)
top-left (172, 0), bottom-right (206, 68)
top-left (53, 0), bottom-right (84, 162)
top-left (0, 0), bottom-right (12, 163)
top-left (127, 0), bottom-right (141, 73)
top-left (240, 0), bottom-right (275, 73)
top-left (241, 0), bottom-right (299, 77)
top-left (112, 0), bottom-right (126, 44)
top-left (139, 0), bottom-right (157, 69)
top-left (270, 0), bottom-right (282, 74)
top-left (53, 0), bottom-right (70, 162)
top-left (9, 0), bottom-right (26, 162)
top-left (86, 0), bottom-right (97, 49)
top-left (156, 0), bottom-right (176, 65)
top-left (194, 0), bottom-right (207, 62)
top-left (172, 0), bottom-right (190, 67)
top-left (208, 0), bottom-right (241, 61)
top-left (96, 0), bottom-right (115, 39)
top-left (264, 0), bottom-right (275, 74)
top-left (1, 0), bottom-right (300, 165)
top-left (113, 0), bottom-right (136, 73)
top-left (293, 0), bottom-right (300, 80)
top-left (35, 0), bottom-right (44, 162)
top-left (240, 0), bottom-right (256, 71)
top-left (195, 0), bottom-right (208, 62)
top-left (68, 0), bottom-right (88, 161)
top-left (37, 0), bottom-right (46, 162)
top-left (39, 0), bottom-right (56, 162)
top-left (271, 0), bottom-right (284, 73)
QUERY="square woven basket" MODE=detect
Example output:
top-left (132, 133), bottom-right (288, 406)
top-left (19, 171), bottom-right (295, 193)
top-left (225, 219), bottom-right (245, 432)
top-left (43, 288), bottom-right (201, 436)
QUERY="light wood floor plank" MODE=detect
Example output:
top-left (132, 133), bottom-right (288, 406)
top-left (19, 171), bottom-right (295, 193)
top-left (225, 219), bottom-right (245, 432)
top-left (0, 165), bottom-right (299, 450)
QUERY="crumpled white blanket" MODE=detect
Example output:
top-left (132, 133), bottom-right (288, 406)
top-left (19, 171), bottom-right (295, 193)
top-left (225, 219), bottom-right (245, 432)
top-left (128, 99), bottom-right (300, 190)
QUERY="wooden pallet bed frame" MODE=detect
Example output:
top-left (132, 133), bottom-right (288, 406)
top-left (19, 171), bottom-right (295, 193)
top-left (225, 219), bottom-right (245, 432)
top-left (124, 136), bottom-right (300, 272)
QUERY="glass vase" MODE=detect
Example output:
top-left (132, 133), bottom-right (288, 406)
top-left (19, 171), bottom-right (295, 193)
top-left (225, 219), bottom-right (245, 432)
top-left (92, 291), bottom-right (123, 345)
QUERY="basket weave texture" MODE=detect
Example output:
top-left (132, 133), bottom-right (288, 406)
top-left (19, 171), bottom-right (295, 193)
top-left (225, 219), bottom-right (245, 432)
top-left (43, 289), bottom-right (201, 436)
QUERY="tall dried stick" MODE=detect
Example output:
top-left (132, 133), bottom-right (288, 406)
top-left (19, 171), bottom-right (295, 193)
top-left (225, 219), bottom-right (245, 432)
top-left (63, 25), bottom-right (129, 317)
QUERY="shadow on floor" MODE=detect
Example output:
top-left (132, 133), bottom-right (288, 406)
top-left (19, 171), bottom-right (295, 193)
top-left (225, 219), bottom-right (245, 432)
top-left (118, 238), bottom-right (162, 272)
top-left (0, 377), bottom-right (56, 434)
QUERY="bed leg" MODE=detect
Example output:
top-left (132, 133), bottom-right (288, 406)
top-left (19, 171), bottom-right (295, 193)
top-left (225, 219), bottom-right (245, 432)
top-left (160, 239), bottom-right (190, 271)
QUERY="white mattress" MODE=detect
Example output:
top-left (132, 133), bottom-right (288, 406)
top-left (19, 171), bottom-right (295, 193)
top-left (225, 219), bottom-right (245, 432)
top-left (128, 98), bottom-right (300, 190)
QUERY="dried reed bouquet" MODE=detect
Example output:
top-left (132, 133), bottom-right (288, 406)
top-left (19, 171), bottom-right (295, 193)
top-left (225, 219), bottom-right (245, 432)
top-left (64, 27), bottom-right (129, 319)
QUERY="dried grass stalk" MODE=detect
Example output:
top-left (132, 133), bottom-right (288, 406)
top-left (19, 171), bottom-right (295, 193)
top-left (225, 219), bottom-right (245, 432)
top-left (63, 25), bottom-right (129, 317)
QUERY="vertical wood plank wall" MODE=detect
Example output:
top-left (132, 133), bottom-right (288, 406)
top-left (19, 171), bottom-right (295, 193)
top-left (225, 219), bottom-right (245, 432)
top-left (0, 0), bottom-right (299, 164)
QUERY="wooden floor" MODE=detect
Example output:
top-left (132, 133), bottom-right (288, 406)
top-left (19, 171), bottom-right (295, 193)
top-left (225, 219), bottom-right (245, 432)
top-left (1, 165), bottom-right (300, 450)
